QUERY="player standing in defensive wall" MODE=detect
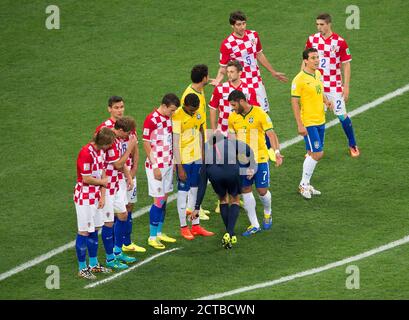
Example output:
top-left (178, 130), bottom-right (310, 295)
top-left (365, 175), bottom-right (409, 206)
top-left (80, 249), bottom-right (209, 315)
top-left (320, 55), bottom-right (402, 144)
top-left (292, 48), bottom-right (334, 199)
top-left (142, 93), bottom-right (180, 250)
top-left (227, 90), bottom-right (283, 236)
top-left (73, 127), bottom-right (115, 279)
top-left (304, 13), bottom-right (360, 157)
top-left (173, 93), bottom-right (215, 241)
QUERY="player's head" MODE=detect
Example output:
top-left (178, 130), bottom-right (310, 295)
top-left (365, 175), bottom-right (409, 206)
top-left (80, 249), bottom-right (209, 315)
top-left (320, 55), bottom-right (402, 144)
top-left (303, 48), bottom-right (319, 70)
top-left (229, 11), bottom-right (247, 37)
top-left (228, 90), bottom-right (247, 114)
top-left (316, 13), bottom-right (332, 35)
top-left (227, 60), bottom-right (243, 83)
top-left (183, 93), bottom-right (200, 116)
top-left (160, 93), bottom-right (180, 117)
top-left (114, 116), bottom-right (136, 139)
top-left (191, 64), bottom-right (209, 85)
top-left (108, 96), bottom-right (124, 120)
top-left (93, 127), bottom-right (116, 150)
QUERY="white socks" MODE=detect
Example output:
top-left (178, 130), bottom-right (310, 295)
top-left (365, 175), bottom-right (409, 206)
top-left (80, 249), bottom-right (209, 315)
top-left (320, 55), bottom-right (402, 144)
top-left (258, 190), bottom-right (271, 215)
top-left (300, 155), bottom-right (318, 186)
top-left (242, 192), bottom-right (259, 228)
top-left (177, 190), bottom-right (188, 227)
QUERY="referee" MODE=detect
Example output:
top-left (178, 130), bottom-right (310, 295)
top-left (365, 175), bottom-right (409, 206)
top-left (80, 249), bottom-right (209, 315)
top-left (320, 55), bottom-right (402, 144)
top-left (191, 132), bottom-right (255, 249)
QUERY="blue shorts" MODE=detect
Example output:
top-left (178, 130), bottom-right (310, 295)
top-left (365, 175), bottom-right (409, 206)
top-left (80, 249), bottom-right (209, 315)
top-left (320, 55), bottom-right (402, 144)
top-left (304, 124), bottom-right (325, 152)
top-left (241, 162), bottom-right (270, 189)
top-left (177, 162), bottom-right (201, 191)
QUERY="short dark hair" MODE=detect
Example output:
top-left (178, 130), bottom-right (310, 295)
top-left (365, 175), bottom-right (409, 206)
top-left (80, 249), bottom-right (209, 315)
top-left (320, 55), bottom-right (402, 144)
top-left (229, 10), bottom-right (246, 25)
top-left (94, 127), bottom-right (116, 147)
top-left (108, 96), bottom-right (123, 107)
top-left (183, 93), bottom-right (200, 109)
top-left (316, 13), bottom-right (332, 23)
top-left (303, 48), bottom-right (318, 60)
top-left (114, 116), bottom-right (135, 133)
top-left (228, 90), bottom-right (247, 102)
top-left (227, 60), bottom-right (243, 72)
top-left (161, 93), bottom-right (180, 108)
top-left (191, 64), bottom-right (208, 84)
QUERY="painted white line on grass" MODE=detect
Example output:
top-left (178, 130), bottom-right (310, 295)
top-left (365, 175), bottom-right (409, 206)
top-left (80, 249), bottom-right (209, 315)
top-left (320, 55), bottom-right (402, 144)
top-left (1, 83), bottom-right (408, 283)
top-left (197, 235), bottom-right (409, 300)
top-left (84, 247), bottom-right (181, 289)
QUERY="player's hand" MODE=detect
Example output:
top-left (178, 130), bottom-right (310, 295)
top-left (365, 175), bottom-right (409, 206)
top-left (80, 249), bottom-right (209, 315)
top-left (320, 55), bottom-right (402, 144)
top-left (275, 153), bottom-right (284, 167)
top-left (130, 166), bottom-right (137, 178)
top-left (325, 100), bottom-right (334, 111)
top-left (178, 166), bottom-right (187, 182)
top-left (342, 86), bottom-right (349, 103)
top-left (272, 71), bottom-right (288, 83)
top-left (153, 168), bottom-right (162, 181)
top-left (190, 209), bottom-right (200, 221)
top-left (100, 177), bottom-right (109, 187)
top-left (98, 197), bottom-right (105, 209)
top-left (126, 176), bottom-right (134, 191)
top-left (246, 168), bottom-right (255, 180)
top-left (128, 135), bottom-right (137, 151)
top-left (297, 125), bottom-right (307, 136)
top-left (209, 78), bottom-right (220, 86)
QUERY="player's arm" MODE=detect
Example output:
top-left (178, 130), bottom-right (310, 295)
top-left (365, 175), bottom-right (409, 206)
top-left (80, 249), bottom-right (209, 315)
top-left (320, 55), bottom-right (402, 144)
top-left (82, 174), bottom-right (108, 187)
top-left (191, 163), bottom-right (209, 219)
top-left (130, 135), bottom-right (139, 178)
top-left (342, 61), bottom-right (351, 102)
top-left (113, 137), bottom-right (135, 170)
top-left (323, 94), bottom-right (334, 110)
top-left (266, 129), bottom-right (283, 167)
top-left (98, 171), bottom-right (107, 209)
top-left (211, 66), bottom-right (227, 86)
top-left (143, 140), bottom-right (162, 181)
top-left (172, 132), bottom-right (186, 182)
top-left (121, 165), bottom-right (134, 191)
top-left (209, 107), bottom-right (218, 131)
top-left (256, 51), bottom-right (288, 82)
top-left (291, 97), bottom-right (307, 136)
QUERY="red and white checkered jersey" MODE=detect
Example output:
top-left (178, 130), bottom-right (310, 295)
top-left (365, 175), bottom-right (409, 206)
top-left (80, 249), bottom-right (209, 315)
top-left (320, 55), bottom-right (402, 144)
top-left (95, 119), bottom-right (122, 195)
top-left (209, 81), bottom-right (259, 135)
top-left (219, 30), bottom-right (263, 89)
top-left (74, 143), bottom-right (105, 205)
top-left (142, 109), bottom-right (173, 169)
top-left (305, 32), bottom-right (352, 93)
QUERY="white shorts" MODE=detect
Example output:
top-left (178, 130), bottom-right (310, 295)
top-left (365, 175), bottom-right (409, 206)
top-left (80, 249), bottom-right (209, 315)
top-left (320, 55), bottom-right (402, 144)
top-left (102, 187), bottom-right (127, 222)
top-left (255, 83), bottom-right (270, 113)
top-left (146, 166), bottom-right (173, 197)
top-left (324, 92), bottom-right (347, 116)
top-left (127, 177), bottom-right (137, 204)
top-left (75, 202), bottom-right (103, 233)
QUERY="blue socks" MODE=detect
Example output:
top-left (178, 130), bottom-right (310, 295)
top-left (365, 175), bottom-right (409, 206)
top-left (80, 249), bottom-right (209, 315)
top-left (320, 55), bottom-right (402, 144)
top-left (114, 219), bottom-right (127, 255)
top-left (149, 204), bottom-right (162, 237)
top-left (228, 204), bottom-right (240, 237)
top-left (101, 225), bottom-right (114, 262)
top-left (340, 116), bottom-right (357, 147)
top-left (157, 203), bottom-right (166, 234)
top-left (123, 212), bottom-right (133, 246)
top-left (75, 234), bottom-right (87, 271)
top-left (87, 231), bottom-right (99, 267)
top-left (220, 203), bottom-right (229, 229)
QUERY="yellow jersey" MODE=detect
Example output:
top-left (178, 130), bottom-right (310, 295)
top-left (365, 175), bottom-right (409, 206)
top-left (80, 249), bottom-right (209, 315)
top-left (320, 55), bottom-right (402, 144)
top-left (291, 70), bottom-right (325, 127)
top-left (228, 106), bottom-right (273, 163)
top-left (181, 85), bottom-right (207, 130)
top-left (172, 106), bottom-right (205, 164)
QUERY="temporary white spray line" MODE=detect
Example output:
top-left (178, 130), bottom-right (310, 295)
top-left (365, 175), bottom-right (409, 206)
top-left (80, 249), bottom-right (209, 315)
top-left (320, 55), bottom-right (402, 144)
top-left (84, 247), bottom-right (181, 289)
top-left (197, 235), bottom-right (409, 300)
top-left (1, 83), bottom-right (408, 283)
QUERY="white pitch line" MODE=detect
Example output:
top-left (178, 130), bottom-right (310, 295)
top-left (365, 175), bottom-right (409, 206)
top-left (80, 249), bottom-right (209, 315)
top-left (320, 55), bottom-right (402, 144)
top-left (197, 235), bottom-right (409, 300)
top-left (1, 83), bottom-right (408, 283)
top-left (84, 247), bottom-right (181, 289)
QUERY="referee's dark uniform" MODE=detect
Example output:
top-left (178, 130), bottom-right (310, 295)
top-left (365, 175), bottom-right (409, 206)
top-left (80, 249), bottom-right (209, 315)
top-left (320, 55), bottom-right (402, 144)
top-left (195, 134), bottom-right (255, 247)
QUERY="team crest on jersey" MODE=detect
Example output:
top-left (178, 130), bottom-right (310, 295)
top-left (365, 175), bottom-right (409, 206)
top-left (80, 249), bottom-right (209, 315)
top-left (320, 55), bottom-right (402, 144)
top-left (196, 113), bottom-right (201, 120)
top-left (331, 45), bottom-right (337, 53)
top-left (83, 163), bottom-right (90, 171)
top-left (143, 128), bottom-right (150, 136)
top-left (314, 141), bottom-right (320, 150)
top-left (248, 117), bottom-right (254, 124)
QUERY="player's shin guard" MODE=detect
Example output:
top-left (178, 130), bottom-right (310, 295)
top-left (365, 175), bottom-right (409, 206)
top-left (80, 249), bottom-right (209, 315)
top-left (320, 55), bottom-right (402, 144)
top-left (114, 219), bottom-right (127, 256)
top-left (87, 231), bottom-right (99, 267)
top-left (75, 234), bottom-right (88, 271)
top-left (157, 202), bottom-right (166, 234)
top-left (219, 203), bottom-right (229, 229)
top-left (258, 191), bottom-right (272, 215)
top-left (228, 204), bottom-right (240, 236)
top-left (340, 116), bottom-right (357, 147)
top-left (242, 192), bottom-right (259, 228)
top-left (149, 204), bottom-right (162, 238)
top-left (300, 155), bottom-right (317, 186)
top-left (177, 191), bottom-right (188, 227)
top-left (123, 212), bottom-right (132, 246)
top-left (101, 225), bottom-right (114, 261)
